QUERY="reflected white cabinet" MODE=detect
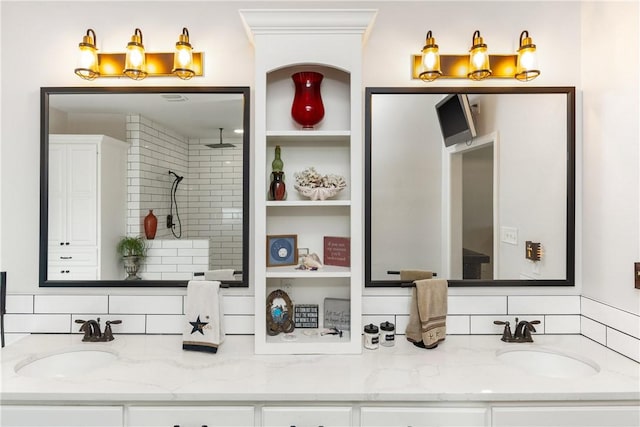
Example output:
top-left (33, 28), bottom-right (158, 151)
top-left (241, 8), bottom-right (376, 355)
top-left (126, 406), bottom-right (255, 427)
top-left (262, 406), bottom-right (352, 427)
top-left (47, 134), bottom-right (128, 280)
top-left (1, 405), bottom-right (123, 427)
top-left (360, 407), bottom-right (487, 427)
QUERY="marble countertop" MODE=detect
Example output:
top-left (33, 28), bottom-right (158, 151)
top-left (1, 334), bottom-right (638, 404)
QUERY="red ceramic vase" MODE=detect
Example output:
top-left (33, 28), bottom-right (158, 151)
top-left (269, 171), bottom-right (286, 201)
top-left (144, 209), bottom-right (157, 239)
top-left (291, 71), bottom-right (325, 129)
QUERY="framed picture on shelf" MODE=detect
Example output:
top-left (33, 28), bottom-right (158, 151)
top-left (266, 234), bottom-right (298, 267)
top-left (324, 236), bottom-right (351, 267)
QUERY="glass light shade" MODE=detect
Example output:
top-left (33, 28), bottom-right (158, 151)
top-left (419, 31), bottom-right (441, 82)
top-left (173, 28), bottom-right (194, 80)
top-left (515, 31), bottom-right (540, 82)
top-left (74, 30), bottom-right (99, 80)
top-left (468, 30), bottom-right (491, 81)
top-left (123, 28), bottom-right (147, 80)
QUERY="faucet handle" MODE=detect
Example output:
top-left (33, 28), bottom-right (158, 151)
top-left (494, 320), bottom-right (513, 341)
top-left (103, 320), bottom-right (122, 341)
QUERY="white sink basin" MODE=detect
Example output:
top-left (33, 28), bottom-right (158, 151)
top-left (15, 348), bottom-right (118, 379)
top-left (496, 347), bottom-right (600, 378)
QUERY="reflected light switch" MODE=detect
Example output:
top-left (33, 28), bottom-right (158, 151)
top-left (500, 226), bottom-right (518, 245)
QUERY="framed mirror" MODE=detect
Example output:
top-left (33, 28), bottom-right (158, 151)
top-left (40, 87), bottom-right (250, 287)
top-left (365, 87), bottom-right (575, 287)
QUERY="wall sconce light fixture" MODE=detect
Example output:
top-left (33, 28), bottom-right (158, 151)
top-left (74, 27), bottom-right (203, 80)
top-left (419, 31), bottom-right (442, 82)
top-left (173, 27), bottom-right (195, 80)
top-left (515, 30), bottom-right (540, 82)
top-left (74, 29), bottom-right (100, 80)
top-left (412, 29), bottom-right (540, 82)
top-left (467, 30), bottom-right (492, 80)
top-left (123, 28), bottom-right (147, 80)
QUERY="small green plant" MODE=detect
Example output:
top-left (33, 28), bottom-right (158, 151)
top-left (116, 236), bottom-right (147, 259)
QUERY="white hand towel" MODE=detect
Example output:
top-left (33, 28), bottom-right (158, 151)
top-left (183, 280), bottom-right (225, 353)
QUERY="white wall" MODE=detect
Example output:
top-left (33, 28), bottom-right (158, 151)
top-left (0, 2), bottom-right (637, 318)
top-left (580, 1), bottom-right (640, 314)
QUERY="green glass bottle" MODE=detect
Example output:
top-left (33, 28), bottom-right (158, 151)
top-left (272, 145), bottom-right (283, 172)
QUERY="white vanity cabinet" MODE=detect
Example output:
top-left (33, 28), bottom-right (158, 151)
top-left (241, 9), bottom-right (376, 355)
top-left (262, 406), bottom-right (352, 427)
top-left (47, 134), bottom-right (128, 280)
top-left (1, 405), bottom-right (123, 427)
top-left (491, 405), bottom-right (640, 427)
top-left (126, 405), bottom-right (255, 427)
top-left (360, 406), bottom-right (488, 427)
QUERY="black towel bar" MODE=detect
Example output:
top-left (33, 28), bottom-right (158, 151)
top-left (387, 270), bottom-right (437, 277)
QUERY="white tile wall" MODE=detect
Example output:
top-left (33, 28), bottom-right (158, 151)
top-left (544, 315), bottom-right (581, 334)
top-left (581, 316), bottom-right (607, 345)
top-left (580, 296), bottom-right (640, 362)
top-left (187, 141), bottom-right (244, 271)
top-left (450, 296), bottom-right (507, 314)
top-left (123, 117), bottom-right (244, 274)
top-left (146, 315), bottom-right (184, 334)
top-left (4, 314), bottom-right (71, 333)
top-left (508, 295), bottom-right (580, 314)
top-left (606, 328), bottom-right (640, 362)
top-left (126, 114), bottom-right (188, 240)
top-left (139, 239), bottom-right (209, 281)
top-left (34, 295), bottom-right (108, 314)
top-left (4, 292), bottom-right (638, 362)
top-left (109, 295), bottom-right (183, 315)
top-left (6, 295), bottom-right (33, 313)
top-left (581, 296), bottom-right (640, 338)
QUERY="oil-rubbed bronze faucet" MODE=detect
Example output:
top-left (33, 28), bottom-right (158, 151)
top-left (75, 318), bottom-right (122, 342)
top-left (494, 318), bottom-right (541, 343)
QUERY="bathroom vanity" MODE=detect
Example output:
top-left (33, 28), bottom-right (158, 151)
top-left (1, 334), bottom-right (638, 427)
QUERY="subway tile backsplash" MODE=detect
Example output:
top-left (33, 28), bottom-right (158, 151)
top-left (4, 292), bottom-right (638, 362)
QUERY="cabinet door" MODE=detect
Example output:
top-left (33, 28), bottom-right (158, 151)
top-left (127, 406), bottom-right (254, 427)
top-left (65, 143), bottom-right (97, 246)
top-left (492, 406), bottom-right (640, 427)
top-left (262, 406), bottom-right (352, 427)
top-left (47, 265), bottom-right (98, 280)
top-left (360, 407), bottom-right (487, 427)
top-left (1, 405), bottom-right (123, 427)
top-left (48, 144), bottom-right (66, 245)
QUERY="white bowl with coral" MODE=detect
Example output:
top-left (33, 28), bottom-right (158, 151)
top-left (294, 185), bottom-right (344, 201)
top-left (294, 167), bottom-right (346, 201)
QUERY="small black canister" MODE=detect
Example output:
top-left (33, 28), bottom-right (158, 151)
top-left (379, 321), bottom-right (395, 347)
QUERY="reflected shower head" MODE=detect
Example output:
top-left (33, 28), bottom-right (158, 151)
top-left (169, 171), bottom-right (183, 183)
top-left (206, 128), bottom-right (236, 148)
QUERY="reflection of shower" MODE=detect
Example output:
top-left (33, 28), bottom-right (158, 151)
top-left (168, 171), bottom-right (183, 238)
top-left (206, 128), bottom-right (236, 148)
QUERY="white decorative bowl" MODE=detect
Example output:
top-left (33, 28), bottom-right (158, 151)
top-left (294, 185), bottom-right (344, 201)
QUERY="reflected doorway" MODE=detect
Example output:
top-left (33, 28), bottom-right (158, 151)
top-left (448, 133), bottom-right (498, 280)
top-left (462, 145), bottom-right (494, 279)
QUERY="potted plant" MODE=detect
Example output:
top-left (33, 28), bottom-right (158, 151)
top-left (116, 236), bottom-right (147, 280)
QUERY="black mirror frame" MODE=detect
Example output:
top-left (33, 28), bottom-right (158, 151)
top-left (364, 86), bottom-right (575, 288)
top-left (39, 86), bottom-right (251, 288)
